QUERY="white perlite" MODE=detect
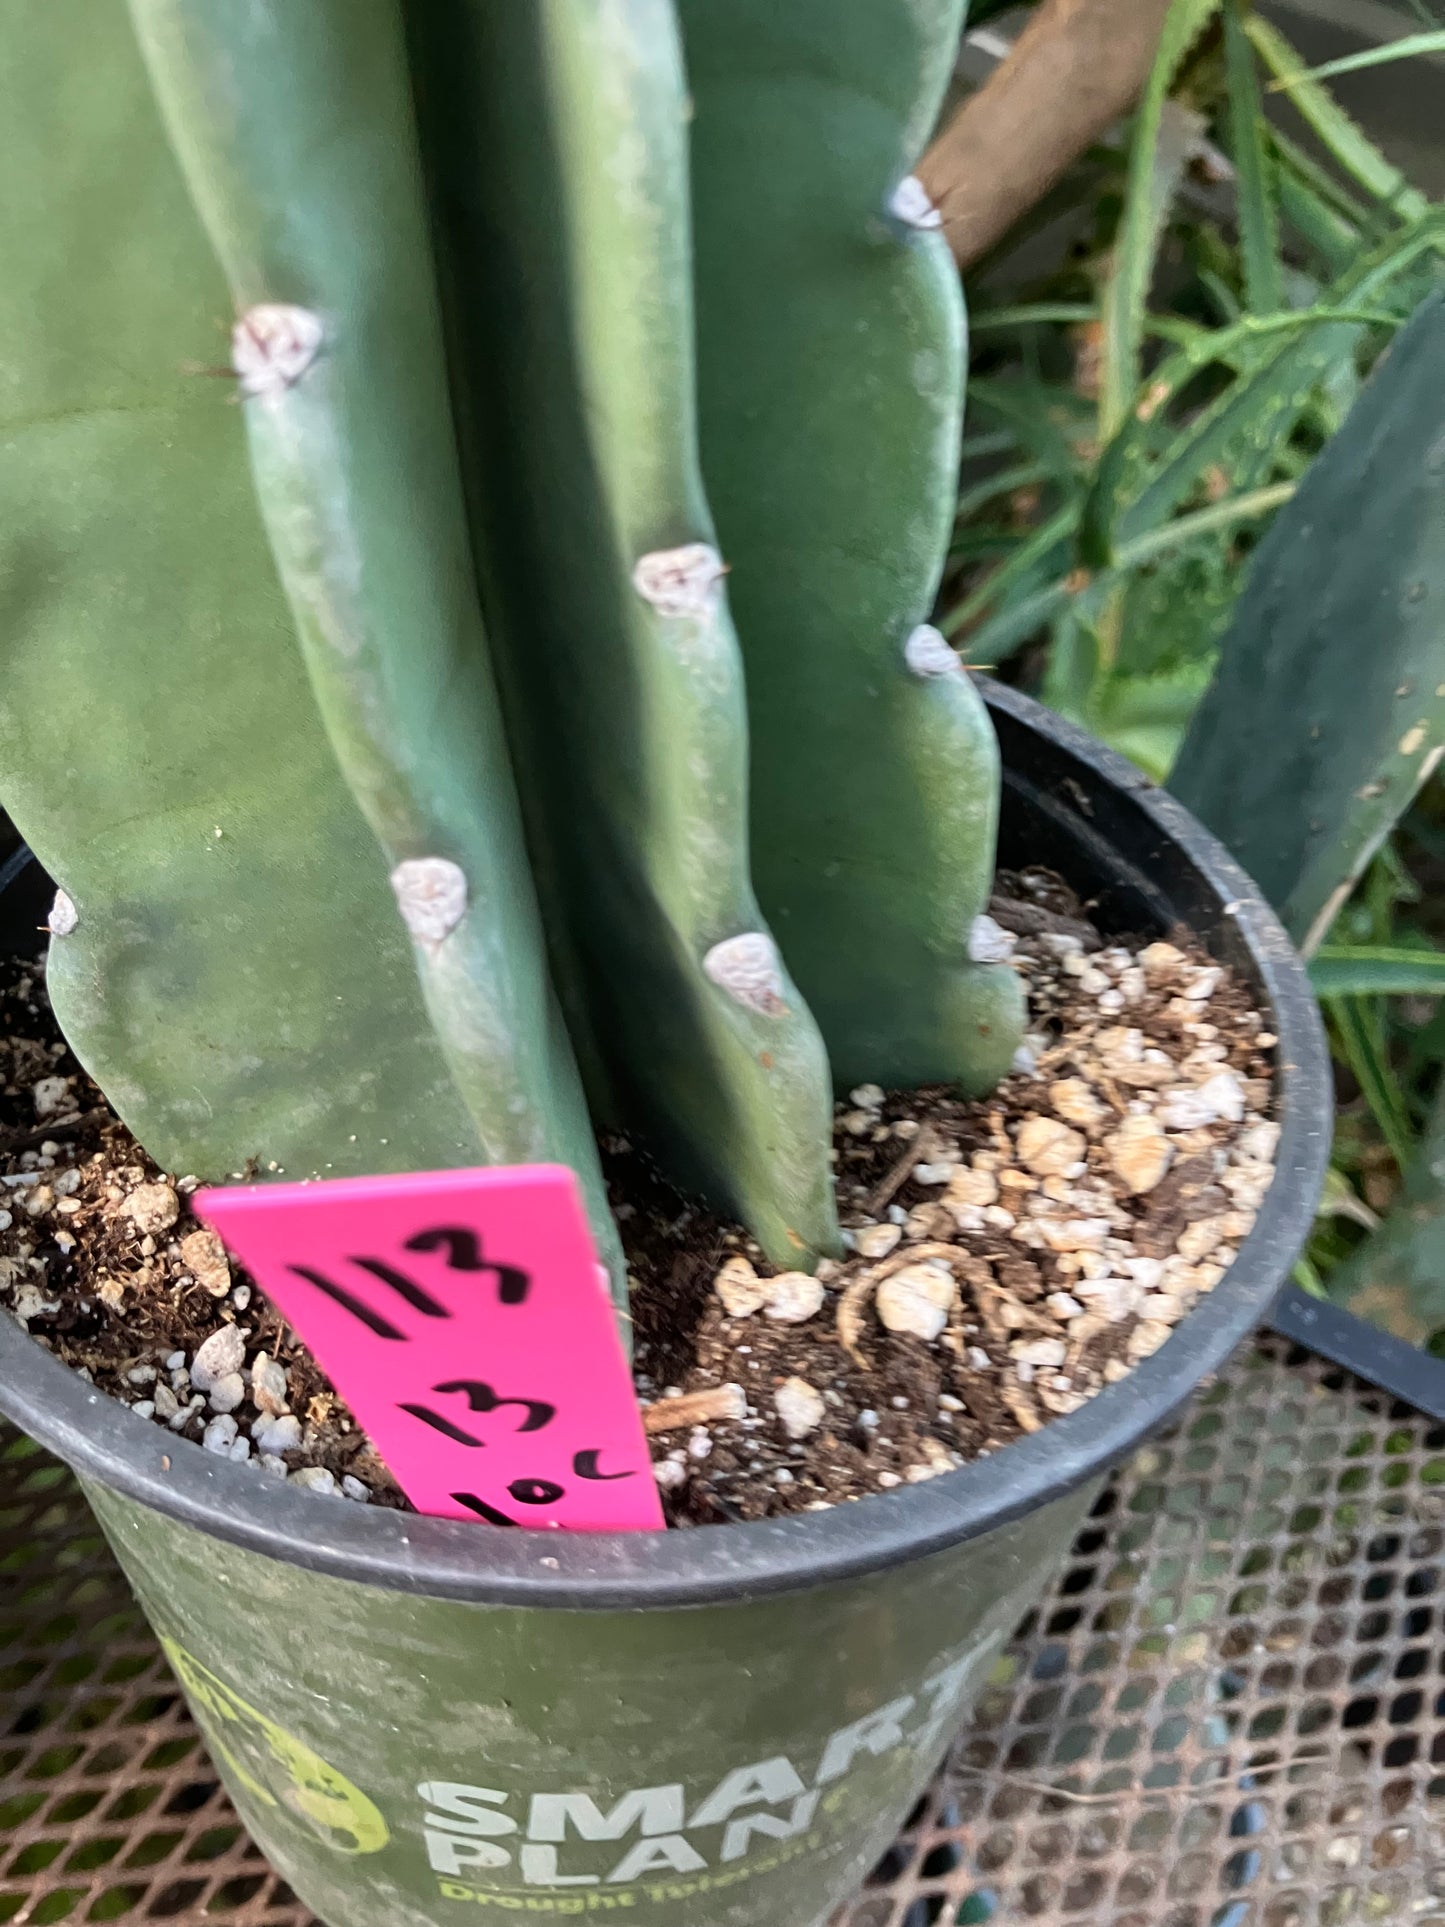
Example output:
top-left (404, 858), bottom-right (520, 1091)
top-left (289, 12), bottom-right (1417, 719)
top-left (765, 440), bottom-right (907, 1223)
top-left (703, 932), bottom-right (788, 1016)
top-left (853, 1221), bottom-right (903, 1260)
top-left (120, 1182), bottom-right (179, 1236)
top-left (390, 857), bottom-right (467, 947)
top-left (889, 174), bottom-right (943, 230)
top-left (875, 1262), bottom-right (955, 1342)
top-left (967, 913), bottom-right (1017, 964)
top-left (713, 1254), bottom-right (770, 1318)
top-left (774, 1377), bottom-right (826, 1440)
top-left (631, 543), bottom-right (725, 618)
top-left (232, 304), bottom-right (324, 398)
top-left (1015, 1115), bottom-right (1086, 1177)
top-left (190, 1324), bottom-right (245, 1393)
top-left (904, 623), bottom-right (962, 678)
top-left (179, 1229), bottom-right (230, 1298)
top-left (1105, 1114), bottom-right (1173, 1194)
top-left (291, 1465), bottom-right (338, 1496)
top-left (32, 1076), bottom-right (71, 1119)
top-left (251, 1352), bottom-right (290, 1417)
top-left (764, 1272), bottom-right (826, 1324)
top-left (47, 890), bottom-right (77, 937)
top-left (1158, 1069), bottom-right (1246, 1130)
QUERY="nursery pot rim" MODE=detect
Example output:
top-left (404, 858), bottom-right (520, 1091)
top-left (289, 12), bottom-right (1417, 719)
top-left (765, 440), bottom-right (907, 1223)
top-left (0, 683), bottom-right (1331, 1609)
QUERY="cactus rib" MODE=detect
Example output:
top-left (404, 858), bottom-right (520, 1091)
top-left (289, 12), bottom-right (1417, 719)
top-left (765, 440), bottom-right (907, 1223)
top-left (679, 0), bottom-right (1025, 1094)
top-left (126, 0), bottom-right (622, 1286)
top-left (406, 0), bottom-right (841, 1266)
top-left (0, 0), bottom-right (491, 1188)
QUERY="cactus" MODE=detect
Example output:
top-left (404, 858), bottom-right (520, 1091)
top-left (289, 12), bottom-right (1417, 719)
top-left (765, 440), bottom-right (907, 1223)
top-left (403, 0), bottom-right (839, 1264)
top-left (0, 0), bottom-right (1023, 1291)
top-left (1171, 290), bottom-right (1445, 953)
top-left (124, 0), bottom-right (621, 1284)
top-left (0, 0), bottom-right (494, 1193)
top-left (679, 0), bottom-right (1026, 1094)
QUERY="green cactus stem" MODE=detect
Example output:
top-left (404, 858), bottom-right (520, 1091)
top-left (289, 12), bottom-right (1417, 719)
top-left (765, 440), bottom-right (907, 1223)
top-left (393, 0), bottom-right (842, 1265)
top-left (0, 0), bottom-right (489, 1188)
top-left (1172, 290), bottom-right (1445, 954)
top-left (678, 0), bottom-right (1026, 1094)
top-left (126, 0), bottom-right (623, 1285)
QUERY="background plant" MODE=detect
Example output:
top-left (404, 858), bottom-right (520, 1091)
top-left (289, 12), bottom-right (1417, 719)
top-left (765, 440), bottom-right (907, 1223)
top-left (942, 0), bottom-right (1445, 1336)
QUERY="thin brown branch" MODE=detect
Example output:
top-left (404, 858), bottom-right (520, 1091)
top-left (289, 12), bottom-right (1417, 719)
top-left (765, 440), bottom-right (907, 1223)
top-left (919, 0), bottom-right (1174, 269)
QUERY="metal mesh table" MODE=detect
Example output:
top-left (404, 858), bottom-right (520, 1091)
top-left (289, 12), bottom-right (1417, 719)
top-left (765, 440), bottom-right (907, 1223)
top-left (2, 1334), bottom-right (1442, 1926)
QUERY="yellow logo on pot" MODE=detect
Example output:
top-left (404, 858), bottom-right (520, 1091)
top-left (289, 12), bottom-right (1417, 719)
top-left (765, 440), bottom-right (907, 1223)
top-left (160, 1636), bottom-right (389, 1854)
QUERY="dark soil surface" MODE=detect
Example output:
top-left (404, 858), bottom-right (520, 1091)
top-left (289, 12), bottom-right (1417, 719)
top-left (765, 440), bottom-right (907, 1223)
top-left (0, 872), bottom-right (1277, 1525)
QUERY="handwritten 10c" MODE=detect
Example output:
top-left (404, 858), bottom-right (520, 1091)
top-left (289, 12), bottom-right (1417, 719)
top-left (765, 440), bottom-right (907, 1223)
top-left (195, 1166), bottom-right (664, 1531)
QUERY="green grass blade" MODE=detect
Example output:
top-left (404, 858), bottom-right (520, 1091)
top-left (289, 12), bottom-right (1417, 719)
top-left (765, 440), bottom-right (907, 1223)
top-left (1310, 947), bottom-right (1445, 997)
top-left (1271, 30), bottom-right (1445, 89)
top-left (1223, 0), bottom-right (1283, 312)
top-left (941, 500), bottom-right (1080, 638)
top-left (952, 460), bottom-right (1050, 526)
top-left (1272, 132), bottom-right (1370, 275)
top-left (952, 481), bottom-right (1290, 662)
top-left (1114, 215), bottom-right (1441, 550)
top-left (969, 303), bottom-right (1101, 331)
top-left (1112, 480), bottom-right (1294, 567)
top-left (1328, 994), bottom-right (1415, 1171)
top-left (1080, 303), bottom-right (1406, 564)
top-left (1245, 13), bottom-right (1430, 221)
top-left (1099, 2), bottom-right (1220, 439)
top-left (968, 377), bottom-right (1095, 475)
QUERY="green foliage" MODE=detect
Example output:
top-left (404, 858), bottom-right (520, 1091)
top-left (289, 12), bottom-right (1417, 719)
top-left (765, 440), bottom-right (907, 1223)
top-left (405, 0), bottom-right (840, 1263)
top-left (947, 0), bottom-right (1443, 781)
top-left (949, 0), bottom-right (1445, 1333)
top-left (1172, 291), bottom-right (1445, 952)
top-left (1328, 1087), bottom-right (1445, 1347)
top-left (126, 0), bottom-right (619, 1282)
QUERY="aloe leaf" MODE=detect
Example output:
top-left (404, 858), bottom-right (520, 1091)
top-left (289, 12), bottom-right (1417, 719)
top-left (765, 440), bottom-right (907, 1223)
top-left (1100, 214), bottom-right (1443, 559)
top-left (954, 480), bottom-right (1290, 664)
top-left (1171, 291), bottom-right (1445, 953)
top-left (1222, 0), bottom-right (1283, 313)
top-left (1245, 13), bottom-right (1431, 222)
top-left (1273, 138), bottom-right (1370, 277)
top-left (1081, 296), bottom-right (1412, 567)
top-left (1311, 948), bottom-right (1445, 998)
top-left (1272, 29), bottom-right (1445, 89)
top-left (1099, 2), bottom-right (1219, 440)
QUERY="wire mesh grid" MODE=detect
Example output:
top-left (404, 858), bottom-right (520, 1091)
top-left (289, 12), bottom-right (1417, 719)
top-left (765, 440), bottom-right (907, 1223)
top-left (1, 1333), bottom-right (1442, 1926)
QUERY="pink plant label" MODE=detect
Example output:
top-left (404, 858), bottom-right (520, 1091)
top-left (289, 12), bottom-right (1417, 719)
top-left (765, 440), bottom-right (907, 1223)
top-left (194, 1165), bottom-right (662, 1532)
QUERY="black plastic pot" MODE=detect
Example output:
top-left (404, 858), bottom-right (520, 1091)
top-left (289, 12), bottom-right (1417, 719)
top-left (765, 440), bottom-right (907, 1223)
top-left (0, 684), bottom-right (1330, 1927)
